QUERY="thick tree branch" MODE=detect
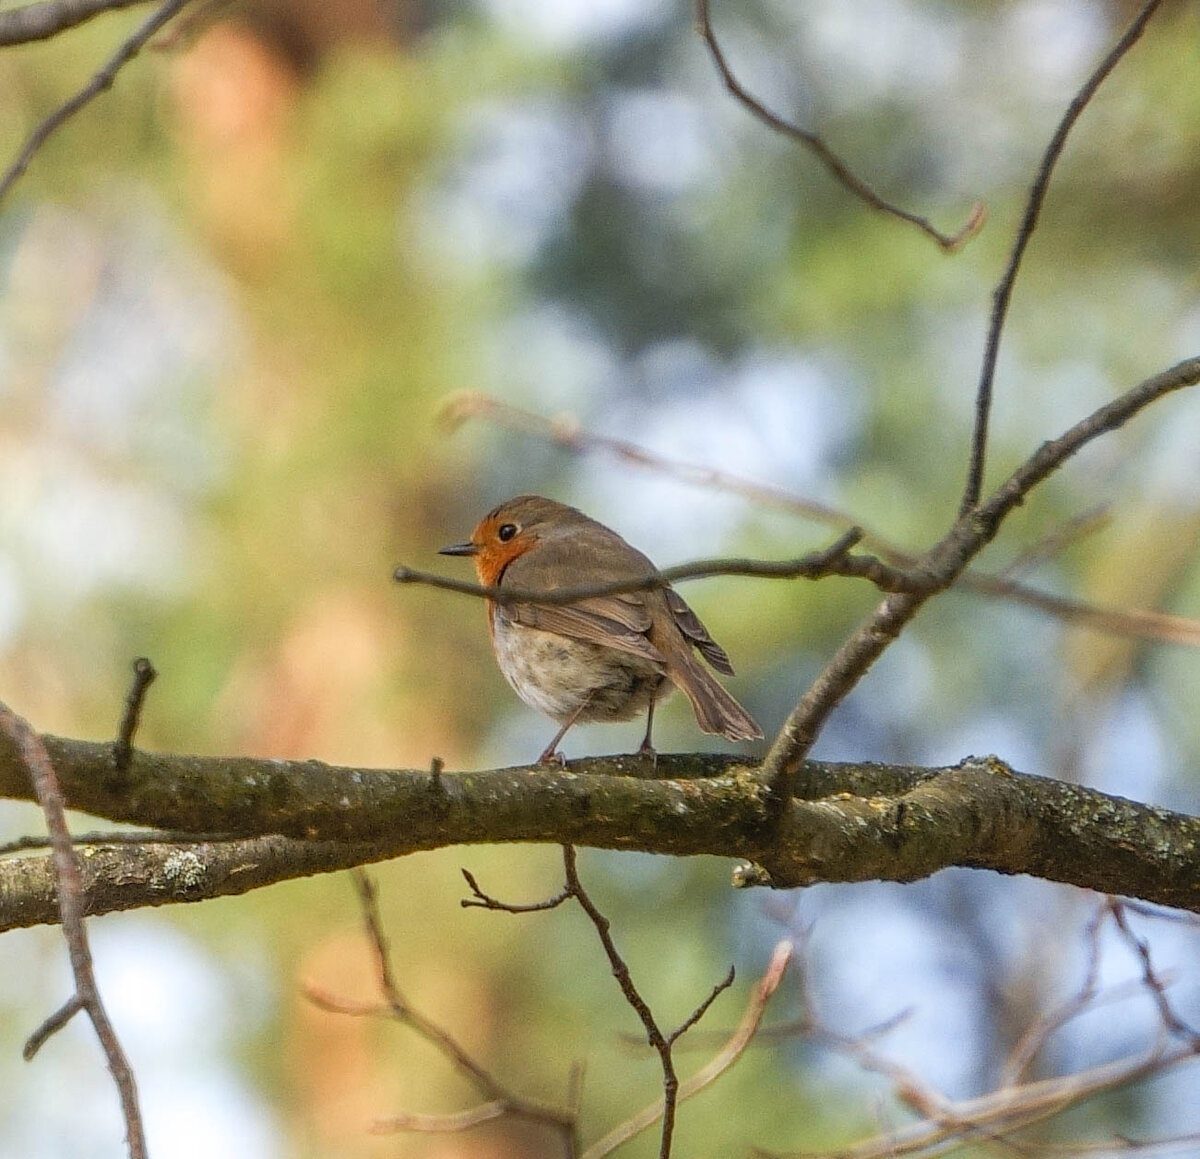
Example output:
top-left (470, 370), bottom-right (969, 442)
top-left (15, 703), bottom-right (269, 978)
top-left (0, 736), bottom-right (1196, 931)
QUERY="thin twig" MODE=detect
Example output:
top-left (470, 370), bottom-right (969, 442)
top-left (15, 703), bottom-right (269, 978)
top-left (560, 844), bottom-right (679, 1158)
top-left (958, 574), bottom-right (1200, 649)
top-left (371, 1104), bottom-right (508, 1134)
top-left (461, 867), bottom-right (571, 913)
top-left (1002, 900), bottom-right (1108, 1085)
top-left (768, 902), bottom-right (1200, 1159)
top-left (693, 0), bottom-right (984, 252)
top-left (398, 528), bottom-right (919, 606)
top-left (1106, 898), bottom-right (1200, 1042)
top-left (667, 965), bottom-right (735, 1046)
top-left (0, 0), bottom-right (192, 204)
top-left (0, 0), bottom-right (154, 46)
top-left (442, 393), bottom-right (1200, 650)
top-left (304, 870), bottom-right (576, 1151)
top-left (114, 657), bottom-right (156, 774)
top-left (990, 1130), bottom-right (1200, 1157)
top-left (0, 702), bottom-right (146, 1158)
top-left (22, 993), bottom-right (85, 1060)
top-left (769, 1044), bottom-right (1199, 1159)
top-left (581, 940), bottom-right (793, 1159)
top-left (959, 0), bottom-right (1164, 514)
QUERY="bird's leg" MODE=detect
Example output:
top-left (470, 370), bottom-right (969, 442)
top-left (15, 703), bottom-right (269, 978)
top-left (539, 694), bottom-right (593, 765)
top-left (638, 680), bottom-right (664, 764)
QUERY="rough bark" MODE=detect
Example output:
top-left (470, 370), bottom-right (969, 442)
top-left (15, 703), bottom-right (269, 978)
top-left (1, 734), bottom-right (1196, 930)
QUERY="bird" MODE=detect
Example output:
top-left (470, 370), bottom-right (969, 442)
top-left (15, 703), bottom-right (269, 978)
top-left (440, 495), bottom-right (762, 762)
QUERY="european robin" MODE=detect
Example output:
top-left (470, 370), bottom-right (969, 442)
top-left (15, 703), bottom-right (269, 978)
top-left (440, 495), bottom-right (762, 761)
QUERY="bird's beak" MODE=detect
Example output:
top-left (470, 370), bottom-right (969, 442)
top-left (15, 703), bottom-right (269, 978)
top-left (439, 541), bottom-right (480, 557)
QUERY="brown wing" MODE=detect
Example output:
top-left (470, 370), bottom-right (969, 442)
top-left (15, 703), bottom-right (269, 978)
top-left (502, 600), bottom-right (666, 665)
top-left (665, 589), bottom-right (734, 675)
top-left (499, 533), bottom-right (666, 666)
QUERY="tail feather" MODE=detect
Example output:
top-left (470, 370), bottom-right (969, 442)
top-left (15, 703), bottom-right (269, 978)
top-left (669, 655), bottom-right (762, 742)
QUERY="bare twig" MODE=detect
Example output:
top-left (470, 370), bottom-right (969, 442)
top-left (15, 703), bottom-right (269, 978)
top-left (693, 0), bottom-right (984, 252)
top-left (397, 528), bottom-right (921, 607)
top-left (0, 0), bottom-right (154, 46)
top-left (768, 903), bottom-right (1200, 1159)
top-left (582, 940), bottom-right (792, 1159)
top-left (114, 657), bottom-right (156, 774)
top-left (991, 1130), bottom-right (1200, 1157)
top-left (371, 1103), bottom-right (508, 1134)
top-left (960, 0), bottom-right (1164, 513)
top-left (1106, 898), bottom-right (1200, 1042)
top-left (762, 355), bottom-right (1200, 799)
top-left (460, 852), bottom-right (752, 1156)
top-left (765, 1039), bottom-right (1200, 1159)
top-left (440, 392), bottom-right (867, 531)
top-left (442, 393), bottom-right (1200, 650)
top-left (667, 965), bottom-right (736, 1046)
top-left (0, 0), bottom-right (192, 205)
top-left (559, 844), bottom-right (680, 1158)
top-left (461, 867), bottom-right (571, 913)
top-left (1002, 901), bottom-right (1108, 1086)
top-left (0, 702), bottom-right (146, 1159)
top-left (304, 870), bottom-right (577, 1152)
top-left (957, 574), bottom-right (1200, 649)
top-left (22, 993), bottom-right (85, 1060)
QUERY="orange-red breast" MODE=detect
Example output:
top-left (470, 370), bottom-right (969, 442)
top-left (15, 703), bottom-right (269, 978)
top-left (440, 495), bottom-right (762, 761)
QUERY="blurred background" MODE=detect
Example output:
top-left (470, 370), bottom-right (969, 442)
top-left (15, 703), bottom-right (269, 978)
top-left (1, 0), bottom-right (1199, 1154)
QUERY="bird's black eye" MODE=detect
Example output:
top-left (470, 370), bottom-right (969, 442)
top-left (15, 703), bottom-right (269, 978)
top-left (497, 523), bottom-right (518, 542)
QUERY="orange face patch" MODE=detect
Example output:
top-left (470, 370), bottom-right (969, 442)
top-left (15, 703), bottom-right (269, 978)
top-left (470, 516), bottom-right (537, 587)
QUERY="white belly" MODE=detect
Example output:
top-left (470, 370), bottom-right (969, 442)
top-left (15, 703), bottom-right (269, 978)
top-left (492, 617), bottom-right (668, 723)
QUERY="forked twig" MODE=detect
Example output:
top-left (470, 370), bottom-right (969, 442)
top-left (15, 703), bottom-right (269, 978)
top-left (1106, 898), bottom-right (1200, 1043)
top-left (560, 844), bottom-right (683, 1159)
top-left (461, 867), bottom-right (571, 913)
top-left (581, 940), bottom-right (792, 1159)
top-left (461, 847), bottom-right (751, 1158)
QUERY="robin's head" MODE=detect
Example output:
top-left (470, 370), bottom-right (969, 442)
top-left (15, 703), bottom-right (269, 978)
top-left (440, 495), bottom-right (587, 585)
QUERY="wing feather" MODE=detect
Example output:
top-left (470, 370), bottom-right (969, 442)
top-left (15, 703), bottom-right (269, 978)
top-left (501, 602), bottom-right (666, 665)
top-left (665, 589), bottom-right (734, 674)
